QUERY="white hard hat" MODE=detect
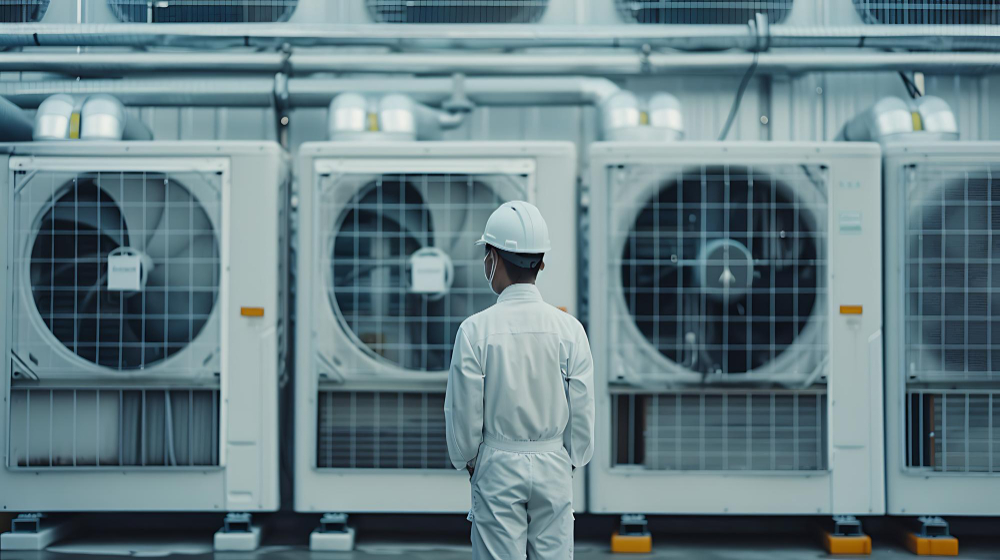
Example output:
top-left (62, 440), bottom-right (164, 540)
top-left (475, 200), bottom-right (552, 256)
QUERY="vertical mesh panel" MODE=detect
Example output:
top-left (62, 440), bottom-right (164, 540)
top-left (109, 0), bottom-right (297, 23)
top-left (16, 171), bottom-right (220, 371)
top-left (614, 164), bottom-right (828, 381)
top-left (904, 164), bottom-right (1000, 382)
top-left (322, 173), bottom-right (522, 373)
top-left (616, 0), bottom-right (793, 24)
top-left (854, 0), bottom-right (1000, 25)
top-left (0, 0), bottom-right (49, 22)
top-left (8, 387), bottom-right (219, 469)
top-left (613, 391), bottom-right (827, 471)
top-left (366, 0), bottom-right (548, 23)
top-left (906, 391), bottom-right (999, 472)
top-left (317, 391), bottom-right (451, 469)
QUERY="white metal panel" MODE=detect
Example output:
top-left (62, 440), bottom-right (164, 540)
top-left (587, 142), bottom-right (884, 515)
top-left (883, 142), bottom-right (1000, 516)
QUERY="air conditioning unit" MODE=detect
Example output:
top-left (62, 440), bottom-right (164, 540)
top-left (0, 0), bottom-right (49, 22)
top-left (883, 142), bottom-right (1000, 515)
top-left (294, 141), bottom-right (581, 513)
top-left (587, 142), bottom-right (885, 515)
top-left (852, 0), bottom-right (999, 25)
top-left (0, 141), bottom-right (287, 513)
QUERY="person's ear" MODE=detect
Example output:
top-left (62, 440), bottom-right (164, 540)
top-left (539, 262), bottom-right (546, 272)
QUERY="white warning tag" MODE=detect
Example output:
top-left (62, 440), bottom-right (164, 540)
top-left (108, 251), bottom-right (142, 291)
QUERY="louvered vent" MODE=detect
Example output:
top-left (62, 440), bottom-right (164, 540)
top-left (906, 391), bottom-right (999, 472)
top-left (0, 0), bottom-right (48, 22)
top-left (323, 173), bottom-right (518, 373)
top-left (616, 0), bottom-right (792, 24)
top-left (317, 391), bottom-right (450, 469)
top-left (22, 172), bottom-right (220, 370)
top-left (615, 164), bottom-right (827, 382)
top-left (8, 388), bottom-right (219, 468)
top-left (366, 0), bottom-right (547, 23)
top-left (109, 0), bottom-right (297, 23)
top-left (613, 391), bottom-right (827, 471)
top-left (854, 0), bottom-right (999, 25)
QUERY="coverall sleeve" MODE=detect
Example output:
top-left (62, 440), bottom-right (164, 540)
top-left (564, 323), bottom-right (596, 468)
top-left (444, 326), bottom-right (484, 471)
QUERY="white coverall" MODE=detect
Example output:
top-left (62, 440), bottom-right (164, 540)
top-left (445, 283), bottom-right (595, 560)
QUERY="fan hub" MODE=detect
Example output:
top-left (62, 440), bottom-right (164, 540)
top-left (695, 238), bottom-right (754, 302)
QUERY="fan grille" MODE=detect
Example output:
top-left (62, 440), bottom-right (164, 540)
top-left (324, 173), bottom-right (517, 373)
top-left (616, 0), bottom-right (792, 24)
top-left (904, 164), bottom-right (1000, 382)
top-left (366, 0), bottom-right (547, 23)
top-left (317, 390), bottom-right (450, 469)
top-left (109, 0), bottom-right (297, 23)
top-left (0, 0), bottom-right (48, 22)
top-left (616, 165), bottom-right (827, 378)
top-left (854, 0), bottom-right (1000, 25)
top-left (20, 171), bottom-right (220, 371)
top-left (613, 391), bottom-right (827, 471)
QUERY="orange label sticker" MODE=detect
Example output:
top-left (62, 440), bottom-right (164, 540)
top-left (241, 307), bottom-right (265, 317)
top-left (839, 305), bottom-right (863, 315)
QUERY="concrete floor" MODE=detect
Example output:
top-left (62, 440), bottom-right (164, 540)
top-left (3, 534), bottom-right (1000, 559)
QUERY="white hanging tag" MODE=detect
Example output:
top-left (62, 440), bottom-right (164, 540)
top-left (108, 249), bottom-right (142, 291)
top-left (410, 250), bottom-right (448, 294)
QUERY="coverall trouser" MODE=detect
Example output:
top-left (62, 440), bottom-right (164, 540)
top-left (469, 434), bottom-right (574, 560)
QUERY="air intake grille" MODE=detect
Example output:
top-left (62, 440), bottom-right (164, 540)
top-left (0, 0), bottom-right (48, 22)
top-left (317, 391), bottom-right (451, 469)
top-left (322, 172), bottom-right (522, 373)
top-left (613, 164), bottom-right (827, 381)
top-left (904, 163), bottom-right (1000, 382)
top-left (109, 0), bottom-right (297, 23)
top-left (8, 387), bottom-right (219, 469)
top-left (17, 171), bottom-right (220, 371)
top-left (617, 0), bottom-right (792, 24)
top-left (613, 391), bottom-right (827, 471)
top-left (906, 390), bottom-right (999, 473)
top-left (854, 0), bottom-right (1000, 25)
top-left (366, 0), bottom-right (547, 23)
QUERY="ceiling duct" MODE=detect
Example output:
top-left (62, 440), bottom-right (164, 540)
top-left (34, 94), bottom-right (153, 141)
top-left (842, 95), bottom-right (959, 144)
top-left (600, 90), bottom-right (684, 141)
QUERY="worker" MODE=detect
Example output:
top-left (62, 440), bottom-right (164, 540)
top-left (444, 200), bottom-right (595, 560)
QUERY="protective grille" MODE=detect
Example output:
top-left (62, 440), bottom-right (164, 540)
top-left (367, 0), bottom-right (547, 23)
top-left (317, 391), bottom-right (451, 469)
top-left (613, 391), bottom-right (827, 471)
top-left (906, 390), bottom-right (999, 473)
top-left (15, 170), bottom-right (220, 371)
top-left (322, 173), bottom-right (522, 373)
top-left (109, 0), bottom-right (297, 22)
top-left (904, 163), bottom-right (1000, 382)
top-left (0, 0), bottom-right (48, 22)
top-left (617, 0), bottom-right (792, 24)
top-left (615, 164), bottom-right (828, 379)
top-left (8, 387), bottom-right (219, 469)
top-left (854, 0), bottom-right (1000, 25)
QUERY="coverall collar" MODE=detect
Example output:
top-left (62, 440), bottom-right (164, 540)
top-left (496, 283), bottom-right (543, 304)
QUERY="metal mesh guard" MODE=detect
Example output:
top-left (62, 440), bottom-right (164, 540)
top-left (0, 0), bottom-right (48, 22)
top-left (616, 0), bottom-right (792, 25)
top-left (906, 390), bottom-right (999, 473)
top-left (108, 0), bottom-right (297, 23)
top-left (366, 0), bottom-right (548, 23)
top-left (854, 0), bottom-right (1000, 25)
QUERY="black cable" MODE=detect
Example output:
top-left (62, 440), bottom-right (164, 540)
top-left (899, 71), bottom-right (922, 99)
top-left (718, 51), bottom-right (760, 141)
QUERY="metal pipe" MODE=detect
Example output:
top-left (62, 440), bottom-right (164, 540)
top-left (2, 23), bottom-right (999, 50)
top-left (0, 78), bottom-right (276, 108)
top-left (4, 51), bottom-right (1000, 78)
top-left (0, 95), bottom-right (34, 141)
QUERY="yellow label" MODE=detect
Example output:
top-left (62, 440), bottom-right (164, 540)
top-left (69, 112), bottom-right (81, 139)
top-left (840, 305), bottom-right (863, 315)
top-left (911, 111), bottom-right (923, 132)
top-left (639, 111), bottom-right (649, 125)
top-left (367, 112), bottom-right (379, 132)
top-left (240, 307), bottom-right (265, 317)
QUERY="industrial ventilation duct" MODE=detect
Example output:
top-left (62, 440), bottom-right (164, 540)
top-left (366, 0), bottom-right (547, 23)
top-left (0, 0), bottom-right (48, 22)
top-left (617, 0), bottom-right (791, 24)
top-left (853, 0), bottom-right (1000, 25)
top-left (109, 0), bottom-right (297, 23)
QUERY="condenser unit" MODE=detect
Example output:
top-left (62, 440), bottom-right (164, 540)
top-left (884, 142), bottom-right (1000, 516)
top-left (588, 142), bottom-right (885, 515)
top-left (0, 141), bottom-right (287, 513)
top-left (294, 141), bottom-right (580, 513)
top-left (0, 0), bottom-right (48, 22)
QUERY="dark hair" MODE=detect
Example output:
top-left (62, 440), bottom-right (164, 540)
top-left (486, 246), bottom-right (543, 283)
